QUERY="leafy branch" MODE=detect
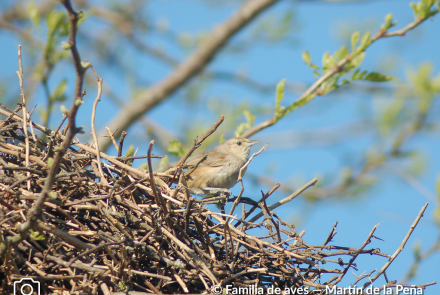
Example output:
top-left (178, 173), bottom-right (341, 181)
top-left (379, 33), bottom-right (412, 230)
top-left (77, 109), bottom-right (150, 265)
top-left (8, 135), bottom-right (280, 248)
top-left (241, 0), bottom-right (440, 138)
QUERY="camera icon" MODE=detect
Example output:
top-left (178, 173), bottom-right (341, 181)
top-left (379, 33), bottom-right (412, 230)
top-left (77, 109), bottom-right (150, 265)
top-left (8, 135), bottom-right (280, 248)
top-left (211, 285), bottom-right (223, 295)
top-left (13, 278), bottom-right (40, 295)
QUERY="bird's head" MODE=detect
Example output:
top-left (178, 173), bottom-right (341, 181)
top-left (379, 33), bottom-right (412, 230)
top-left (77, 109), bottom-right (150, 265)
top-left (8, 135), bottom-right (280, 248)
top-left (218, 137), bottom-right (259, 161)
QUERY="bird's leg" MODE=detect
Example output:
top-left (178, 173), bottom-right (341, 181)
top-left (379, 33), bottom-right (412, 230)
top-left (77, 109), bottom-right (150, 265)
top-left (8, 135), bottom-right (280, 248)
top-left (201, 187), bottom-right (231, 196)
top-left (200, 187), bottom-right (230, 211)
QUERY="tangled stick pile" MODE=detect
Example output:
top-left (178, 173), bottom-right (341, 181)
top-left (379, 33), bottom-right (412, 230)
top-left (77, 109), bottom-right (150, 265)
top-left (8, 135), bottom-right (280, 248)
top-left (0, 104), bottom-right (434, 294)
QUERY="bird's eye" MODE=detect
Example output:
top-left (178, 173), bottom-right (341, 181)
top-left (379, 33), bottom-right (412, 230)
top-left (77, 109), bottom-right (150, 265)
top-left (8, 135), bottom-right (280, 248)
top-left (237, 142), bottom-right (242, 146)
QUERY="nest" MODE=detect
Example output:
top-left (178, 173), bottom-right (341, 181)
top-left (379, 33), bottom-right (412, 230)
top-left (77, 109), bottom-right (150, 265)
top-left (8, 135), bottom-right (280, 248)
top-left (0, 103), bottom-right (433, 295)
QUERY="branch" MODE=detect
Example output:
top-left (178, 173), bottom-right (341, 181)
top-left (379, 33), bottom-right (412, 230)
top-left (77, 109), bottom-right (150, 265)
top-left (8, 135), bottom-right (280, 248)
top-left (331, 224), bottom-right (379, 285)
top-left (0, 0), bottom-right (86, 258)
top-left (362, 203), bottom-right (429, 289)
top-left (88, 58), bottom-right (108, 185)
top-left (228, 142), bottom-right (268, 220)
top-left (16, 45), bottom-right (31, 191)
top-left (248, 178), bottom-right (318, 223)
top-left (174, 114), bottom-right (224, 168)
top-left (241, 13), bottom-right (435, 139)
top-left (100, 0), bottom-right (280, 150)
top-left (147, 140), bottom-right (169, 219)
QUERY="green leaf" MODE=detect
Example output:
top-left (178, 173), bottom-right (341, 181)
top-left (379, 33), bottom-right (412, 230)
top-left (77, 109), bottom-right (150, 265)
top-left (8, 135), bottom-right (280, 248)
top-left (364, 72), bottom-right (394, 82)
top-left (75, 98), bottom-right (84, 106)
top-left (357, 31), bottom-right (371, 52)
top-left (49, 191), bottom-right (58, 199)
top-left (378, 96), bottom-right (405, 137)
top-left (125, 145), bottom-right (135, 166)
top-left (274, 79), bottom-right (286, 122)
top-left (244, 109), bottom-right (255, 125)
top-left (284, 93), bottom-right (316, 116)
top-left (407, 63), bottom-right (439, 112)
top-left (53, 79), bottom-right (67, 102)
top-left (159, 155), bottom-right (169, 168)
top-left (234, 110), bottom-right (256, 137)
top-left (275, 79), bottom-right (286, 110)
top-left (29, 229), bottom-right (45, 241)
top-left (351, 31), bottom-right (359, 52)
top-left (382, 13), bottom-right (396, 30)
top-left (61, 41), bottom-right (71, 50)
top-left (168, 140), bottom-right (185, 157)
top-left (139, 163), bottom-right (149, 170)
top-left (359, 71), bottom-right (367, 79)
top-left (350, 52), bottom-right (366, 69)
top-left (118, 281), bottom-right (128, 292)
top-left (125, 145), bottom-right (135, 158)
top-left (335, 45), bottom-right (349, 61)
top-left (352, 69), bottom-right (368, 80)
top-left (322, 52), bottom-right (332, 70)
top-left (81, 61), bottom-right (91, 69)
top-left (436, 174), bottom-right (440, 198)
top-left (46, 10), bottom-right (64, 33)
top-left (60, 105), bottom-right (68, 114)
top-left (302, 50), bottom-right (320, 72)
top-left (45, 10), bottom-right (68, 64)
top-left (302, 51), bottom-right (311, 66)
top-left (410, 2), bottom-right (420, 19)
top-left (28, 1), bottom-right (41, 29)
top-left (47, 157), bottom-right (54, 168)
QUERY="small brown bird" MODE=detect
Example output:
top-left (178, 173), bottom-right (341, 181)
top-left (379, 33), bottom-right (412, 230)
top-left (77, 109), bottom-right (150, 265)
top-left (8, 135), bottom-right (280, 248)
top-left (185, 137), bottom-right (259, 196)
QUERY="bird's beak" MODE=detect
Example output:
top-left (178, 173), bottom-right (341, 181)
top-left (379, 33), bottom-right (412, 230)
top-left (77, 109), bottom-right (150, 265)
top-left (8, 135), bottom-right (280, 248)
top-left (246, 140), bottom-right (259, 147)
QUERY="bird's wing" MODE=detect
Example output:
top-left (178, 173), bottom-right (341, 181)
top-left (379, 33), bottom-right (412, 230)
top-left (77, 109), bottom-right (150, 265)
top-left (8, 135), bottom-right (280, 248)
top-left (185, 151), bottom-right (229, 168)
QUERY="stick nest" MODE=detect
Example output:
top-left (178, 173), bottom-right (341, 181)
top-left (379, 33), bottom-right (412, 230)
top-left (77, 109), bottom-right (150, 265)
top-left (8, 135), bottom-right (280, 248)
top-left (0, 105), bottom-right (429, 295)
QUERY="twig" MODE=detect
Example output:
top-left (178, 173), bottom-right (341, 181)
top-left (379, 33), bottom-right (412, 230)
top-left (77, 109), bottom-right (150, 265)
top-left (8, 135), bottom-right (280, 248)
top-left (174, 114), bottom-right (224, 168)
top-left (118, 130), bottom-right (127, 157)
top-left (362, 203), bottom-right (429, 289)
top-left (68, 241), bottom-right (124, 267)
top-left (42, 114), bottom-right (67, 162)
top-left (234, 183), bottom-right (280, 228)
top-left (0, 104), bottom-right (22, 127)
top-left (323, 221), bottom-right (338, 245)
top-left (16, 45), bottom-right (31, 191)
top-left (239, 142), bottom-right (268, 182)
top-left (105, 127), bottom-right (119, 154)
top-left (88, 58), bottom-right (108, 185)
top-left (228, 142), bottom-right (268, 220)
top-left (35, 221), bottom-right (93, 250)
top-left (248, 178), bottom-right (318, 223)
top-left (331, 224), bottom-right (379, 285)
top-left (222, 268), bottom-right (268, 284)
top-left (147, 141), bottom-right (169, 219)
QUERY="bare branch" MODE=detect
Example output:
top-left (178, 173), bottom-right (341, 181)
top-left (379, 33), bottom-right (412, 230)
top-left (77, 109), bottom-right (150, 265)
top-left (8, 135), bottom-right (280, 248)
top-left (88, 58), bottom-right (108, 185)
top-left (100, 0), bottom-right (280, 150)
top-left (362, 203), bottom-right (430, 289)
top-left (248, 178), bottom-right (318, 223)
top-left (175, 114), bottom-right (224, 168)
top-left (16, 45), bottom-right (31, 191)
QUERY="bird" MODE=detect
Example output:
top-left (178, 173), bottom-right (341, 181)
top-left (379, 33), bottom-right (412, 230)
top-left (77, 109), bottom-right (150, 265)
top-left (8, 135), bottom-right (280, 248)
top-left (184, 137), bottom-right (259, 196)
